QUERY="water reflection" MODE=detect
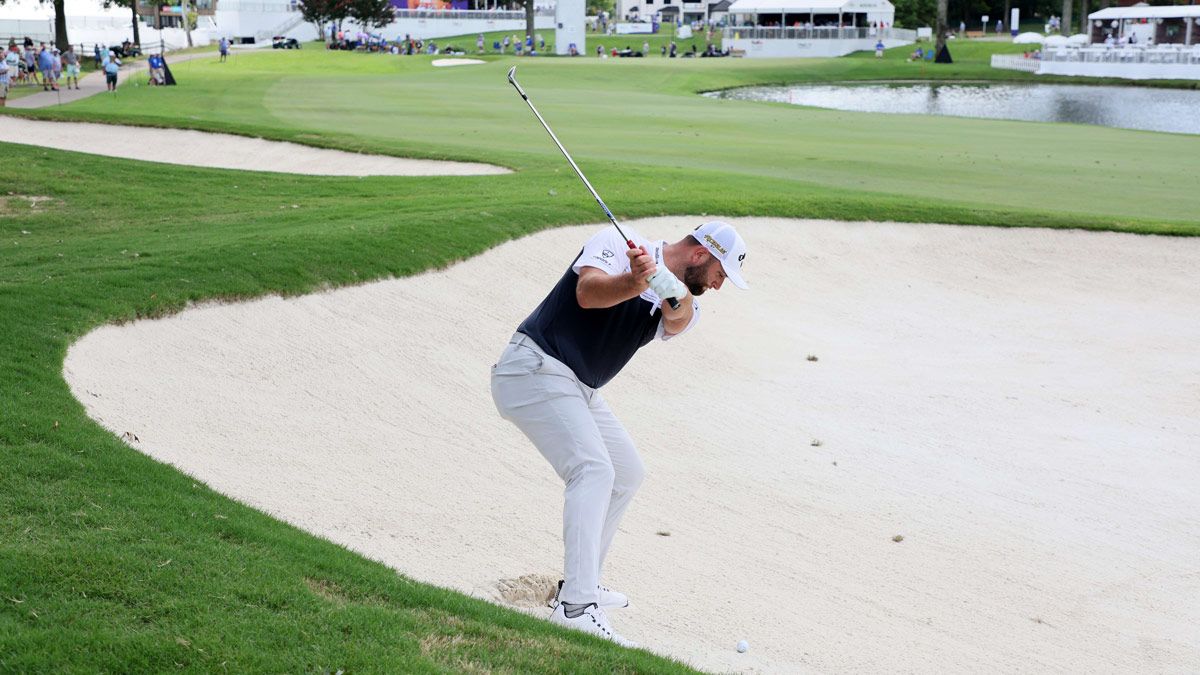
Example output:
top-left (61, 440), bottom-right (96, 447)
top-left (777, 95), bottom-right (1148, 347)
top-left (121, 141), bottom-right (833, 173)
top-left (707, 83), bottom-right (1200, 134)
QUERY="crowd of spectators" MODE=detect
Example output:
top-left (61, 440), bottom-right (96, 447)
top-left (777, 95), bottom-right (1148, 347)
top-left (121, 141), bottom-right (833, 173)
top-left (2, 39), bottom-right (83, 101)
top-left (0, 36), bottom-right (163, 103)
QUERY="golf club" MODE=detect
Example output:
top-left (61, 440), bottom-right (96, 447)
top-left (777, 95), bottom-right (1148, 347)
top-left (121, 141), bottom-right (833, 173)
top-left (506, 66), bottom-right (681, 310)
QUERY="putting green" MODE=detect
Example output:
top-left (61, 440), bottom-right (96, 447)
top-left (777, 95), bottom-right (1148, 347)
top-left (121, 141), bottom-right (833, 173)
top-left (38, 50), bottom-right (1200, 229)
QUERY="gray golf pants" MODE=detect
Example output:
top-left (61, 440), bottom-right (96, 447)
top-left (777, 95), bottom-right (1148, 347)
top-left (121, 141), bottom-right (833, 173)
top-left (490, 333), bottom-right (644, 605)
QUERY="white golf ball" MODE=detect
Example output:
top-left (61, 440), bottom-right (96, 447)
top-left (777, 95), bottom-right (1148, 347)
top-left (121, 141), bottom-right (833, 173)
top-left (737, 639), bottom-right (749, 653)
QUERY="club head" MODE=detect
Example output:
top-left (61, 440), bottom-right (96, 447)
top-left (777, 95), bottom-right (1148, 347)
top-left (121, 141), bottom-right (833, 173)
top-left (506, 66), bottom-right (517, 84)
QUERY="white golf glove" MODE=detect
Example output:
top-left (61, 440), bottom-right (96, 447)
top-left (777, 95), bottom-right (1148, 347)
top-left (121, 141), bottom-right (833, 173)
top-left (647, 269), bottom-right (687, 303)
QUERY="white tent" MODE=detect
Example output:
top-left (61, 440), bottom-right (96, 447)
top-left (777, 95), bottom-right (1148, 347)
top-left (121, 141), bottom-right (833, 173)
top-left (1089, 5), bottom-right (1200, 21)
top-left (727, 0), bottom-right (896, 26)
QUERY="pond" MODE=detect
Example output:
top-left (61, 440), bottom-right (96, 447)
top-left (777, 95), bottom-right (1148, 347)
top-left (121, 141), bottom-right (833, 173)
top-left (705, 83), bottom-right (1200, 134)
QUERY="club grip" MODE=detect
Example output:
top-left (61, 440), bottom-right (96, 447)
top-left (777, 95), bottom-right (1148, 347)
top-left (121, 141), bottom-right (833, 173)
top-left (633, 241), bottom-right (681, 310)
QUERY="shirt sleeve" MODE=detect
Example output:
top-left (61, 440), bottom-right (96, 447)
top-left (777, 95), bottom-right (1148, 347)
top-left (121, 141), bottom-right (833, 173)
top-left (656, 298), bottom-right (701, 341)
top-left (572, 226), bottom-right (631, 276)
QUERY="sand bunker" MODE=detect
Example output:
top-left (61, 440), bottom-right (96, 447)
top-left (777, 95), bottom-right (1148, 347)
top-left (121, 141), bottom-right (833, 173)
top-left (432, 58), bottom-right (486, 67)
top-left (63, 217), bottom-right (1200, 672)
top-left (0, 118), bottom-right (508, 176)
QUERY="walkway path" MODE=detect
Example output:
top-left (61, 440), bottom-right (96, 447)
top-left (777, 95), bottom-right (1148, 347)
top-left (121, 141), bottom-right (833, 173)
top-left (8, 50), bottom-right (216, 110)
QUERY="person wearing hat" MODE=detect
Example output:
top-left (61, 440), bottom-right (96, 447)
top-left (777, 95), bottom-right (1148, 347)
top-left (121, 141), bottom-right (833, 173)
top-left (102, 50), bottom-right (121, 91)
top-left (490, 220), bottom-right (748, 648)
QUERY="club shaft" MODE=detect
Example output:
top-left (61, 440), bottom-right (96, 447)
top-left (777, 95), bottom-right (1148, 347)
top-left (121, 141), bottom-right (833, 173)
top-left (507, 71), bottom-right (632, 248)
top-left (508, 67), bottom-right (679, 310)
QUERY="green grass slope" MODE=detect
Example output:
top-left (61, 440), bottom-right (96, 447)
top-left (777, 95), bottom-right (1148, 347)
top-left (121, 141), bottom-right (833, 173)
top-left (1, 48), bottom-right (1197, 671)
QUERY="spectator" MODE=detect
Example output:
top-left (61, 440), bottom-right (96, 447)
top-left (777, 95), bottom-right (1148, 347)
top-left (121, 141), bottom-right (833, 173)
top-left (959, 20), bottom-right (965, 34)
top-left (93, 43), bottom-right (102, 68)
top-left (51, 47), bottom-right (63, 87)
top-left (38, 43), bottom-right (58, 91)
top-left (537, 33), bottom-right (544, 50)
top-left (62, 45), bottom-right (80, 89)
top-left (148, 52), bottom-right (165, 85)
top-left (996, 18), bottom-right (1003, 33)
top-left (875, 39), bottom-right (884, 57)
top-left (6, 45), bottom-right (22, 84)
top-left (219, 36), bottom-right (230, 62)
top-left (909, 46), bottom-right (924, 61)
top-left (476, 33), bottom-right (484, 53)
top-left (103, 50), bottom-right (120, 91)
top-left (643, 40), bottom-right (649, 56)
top-left (24, 45), bottom-right (39, 85)
top-left (0, 55), bottom-right (8, 107)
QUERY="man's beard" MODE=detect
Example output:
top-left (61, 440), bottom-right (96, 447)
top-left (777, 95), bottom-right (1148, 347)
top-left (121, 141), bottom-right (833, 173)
top-left (683, 260), bottom-right (714, 296)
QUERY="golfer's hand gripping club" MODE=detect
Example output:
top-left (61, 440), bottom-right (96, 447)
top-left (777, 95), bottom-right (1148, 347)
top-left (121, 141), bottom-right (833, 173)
top-left (506, 66), bottom-right (681, 310)
top-left (647, 268), bottom-right (687, 304)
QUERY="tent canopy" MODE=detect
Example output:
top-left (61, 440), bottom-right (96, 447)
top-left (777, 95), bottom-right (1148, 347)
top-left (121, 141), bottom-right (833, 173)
top-left (727, 0), bottom-right (894, 14)
top-left (1089, 5), bottom-right (1200, 20)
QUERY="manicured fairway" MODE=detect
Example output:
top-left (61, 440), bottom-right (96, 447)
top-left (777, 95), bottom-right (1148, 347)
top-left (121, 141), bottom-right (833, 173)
top-left (24, 50), bottom-right (1200, 229)
top-left (1, 46), bottom-right (1197, 672)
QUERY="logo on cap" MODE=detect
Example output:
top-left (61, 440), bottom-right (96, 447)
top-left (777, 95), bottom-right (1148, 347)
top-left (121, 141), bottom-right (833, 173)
top-left (703, 234), bottom-right (728, 256)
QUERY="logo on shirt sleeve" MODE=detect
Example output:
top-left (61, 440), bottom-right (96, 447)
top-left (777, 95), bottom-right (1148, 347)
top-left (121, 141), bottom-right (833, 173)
top-left (592, 248), bottom-right (615, 267)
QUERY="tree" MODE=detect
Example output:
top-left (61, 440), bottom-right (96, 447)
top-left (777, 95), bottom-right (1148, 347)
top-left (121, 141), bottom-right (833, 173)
top-left (52, 0), bottom-right (68, 49)
top-left (103, 0), bottom-right (142, 48)
top-left (935, 0), bottom-right (948, 57)
top-left (348, 0), bottom-right (395, 32)
top-left (299, 0), bottom-right (334, 43)
top-left (523, 0), bottom-right (534, 50)
top-left (892, 0), bottom-right (936, 28)
top-left (1061, 0), bottom-right (1072, 35)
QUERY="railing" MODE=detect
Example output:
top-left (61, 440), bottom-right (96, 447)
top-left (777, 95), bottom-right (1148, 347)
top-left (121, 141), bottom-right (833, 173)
top-left (211, 1), bottom-right (297, 12)
top-left (723, 26), bottom-right (915, 41)
top-left (391, 8), bottom-right (554, 20)
top-left (256, 13), bottom-right (306, 41)
top-left (991, 54), bottom-right (1040, 72)
top-left (1038, 44), bottom-right (1200, 65)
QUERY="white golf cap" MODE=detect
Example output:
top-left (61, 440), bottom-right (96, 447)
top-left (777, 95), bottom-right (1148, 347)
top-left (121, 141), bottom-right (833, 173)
top-left (693, 220), bottom-right (748, 289)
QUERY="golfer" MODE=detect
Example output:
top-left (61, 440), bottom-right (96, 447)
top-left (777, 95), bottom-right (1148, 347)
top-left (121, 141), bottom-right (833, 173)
top-left (490, 220), bottom-right (748, 646)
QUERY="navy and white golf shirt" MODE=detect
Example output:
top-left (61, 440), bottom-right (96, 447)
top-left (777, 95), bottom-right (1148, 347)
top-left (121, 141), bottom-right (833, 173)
top-left (517, 226), bottom-right (700, 389)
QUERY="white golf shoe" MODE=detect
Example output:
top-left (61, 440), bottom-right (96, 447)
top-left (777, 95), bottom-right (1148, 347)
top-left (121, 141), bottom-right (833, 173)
top-left (548, 579), bottom-right (630, 610)
top-left (548, 602), bottom-right (638, 648)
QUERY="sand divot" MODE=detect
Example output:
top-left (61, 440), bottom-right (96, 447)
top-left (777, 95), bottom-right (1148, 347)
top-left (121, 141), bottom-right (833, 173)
top-left (63, 217), bottom-right (1200, 672)
top-left (492, 573), bottom-right (559, 609)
